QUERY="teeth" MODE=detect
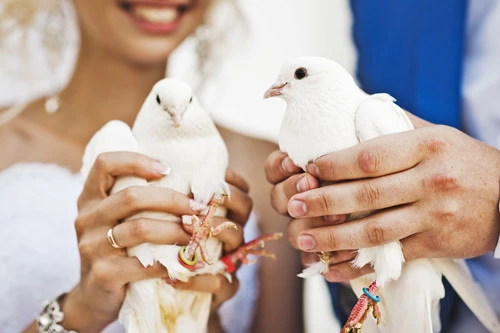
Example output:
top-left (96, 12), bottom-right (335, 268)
top-left (132, 6), bottom-right (179, 23)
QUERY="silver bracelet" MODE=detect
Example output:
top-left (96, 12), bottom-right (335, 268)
top-left (36, 294), bottom-right (78, 333)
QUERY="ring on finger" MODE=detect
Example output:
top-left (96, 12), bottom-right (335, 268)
top-left (107, 227), bottom-right (123, 249)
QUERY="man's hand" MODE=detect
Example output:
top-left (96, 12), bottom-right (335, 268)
top-left (266, 125), bottom-right (500, 282)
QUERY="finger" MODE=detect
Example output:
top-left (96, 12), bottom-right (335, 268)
top-left (211, 275), bottom-right (239, 309)
top-left (111, 218), bottom-right (191, 248)
top-left (82, 152), bottom-right (168, 202)
top-left (324, 261), bottom-right (373, 283)
top-left (225, 169), bottom-right (250, 194)
top-left (271, 173), bottom-right (319, 215)
top-left (183, 217), bottom-right (244, 253)
top-left (291, 205), bottom-right (424, 252)
top-left (288, 168), bottom-right (422, 218)
top-left (224, 185), bottom-right (253, 225)
top-left (287, 217), bottom-right (345, 248)
top-left (175, 274), bottom-right (234, 295)
top-left (86, 186), bottom-right (198, 227)
top-left (306, 128), bottom-right (435, 181)
top-left (301, 250), bottom-right (356, 267)
top-left (106, 257), bottom-right (170, 284)
top-left (265, 150), bottom-right (302, 184)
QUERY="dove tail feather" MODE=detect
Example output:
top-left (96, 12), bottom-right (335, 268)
top-left (297, 261), bottom-right (329, 278)
top-left (433, 258), bottom-right (500, 332)
top-left (352, 242), bottom-right (404, 288)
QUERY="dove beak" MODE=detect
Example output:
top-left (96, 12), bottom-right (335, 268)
top-left (264, 82), bottom-right (287, 99)
top-left (172, 114), bottom-right (182, 128)
top-left (166, 108), bottom-right (183, 128)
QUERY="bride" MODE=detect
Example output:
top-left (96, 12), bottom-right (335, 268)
top-left (0, 0), bottom-right (355, 332)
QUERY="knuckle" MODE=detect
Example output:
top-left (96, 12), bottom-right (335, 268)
top-left (94, 153), bottom-right (111, 172)
top-left (424, 170), bottom-right (459, 191)
top-left (121, 187), bottom-right (140, 207)
top-left (357, 148), bottom-right (382, 175)
top-left (436, 200), bottom-right (460, 221)
top-left (312, 192), bottom-right (334, 214)
top-left (356, 183), bottom-right (381, 207)
top-left (270, 187), bottom-right (287, 215)
top-left (424, 236), bottom-right (446, 254)
top-left (130, 219), bottom-right (149, 241)
top-left (366, 222), bottom-right (386, 246)
top-left (421, 133), bottom-right (447, 154)
top-left (325, 230), bottom-right (338, 250)
top-left (78, 238), bottom-right (93, 258)
top-left (91, 261), bottom-right (112, 285)
top-left (74, 212), bottom-right (91, 237)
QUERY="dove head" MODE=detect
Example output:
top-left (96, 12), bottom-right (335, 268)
top-left (150, 78), bottom-right (194, 128)
top-left (264, 57), bottom-right (359, 102)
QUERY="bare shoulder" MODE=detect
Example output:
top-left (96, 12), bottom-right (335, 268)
top-left (0, 116), bottom-right (83, 173)
top-left (0, 117), bottom-right (34, 172)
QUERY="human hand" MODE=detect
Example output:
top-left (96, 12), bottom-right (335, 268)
top-left (63, 153), bottom-right (251, 332)
top-left (282, 125), bottom-right (500, 282)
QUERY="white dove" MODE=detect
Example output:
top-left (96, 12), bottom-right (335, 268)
top-left (81, 78), bottom-right (268, 333)
top-left (264, 57), bottom-right (500, 333)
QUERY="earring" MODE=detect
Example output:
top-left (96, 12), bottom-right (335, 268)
top-left (42, 2), bottom-right (67, 114)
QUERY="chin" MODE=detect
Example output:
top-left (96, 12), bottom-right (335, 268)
top-left (75, 0), bottom-right (211, 66)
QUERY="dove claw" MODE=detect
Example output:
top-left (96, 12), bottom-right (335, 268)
top-left (341, 281), bottom-right (381, 333)
top-left (179, 194), bottom-right (225, 266)
top-left (220, 232), bottom-right (283, 273)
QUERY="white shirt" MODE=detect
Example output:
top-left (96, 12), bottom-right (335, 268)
top-left (461, 0), bottom-right (500, 260)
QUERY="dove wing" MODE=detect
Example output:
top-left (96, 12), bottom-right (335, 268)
top-left (355, 93), bottom-right (414, 143)
top-left (433, 258), bottom-right (500, 332)
top-left (81, 120), bottom-right (139, 179)
top-left (356, 96), bottom-right (500, 332)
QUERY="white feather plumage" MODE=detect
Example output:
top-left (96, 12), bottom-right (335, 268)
top-left (269, 56), bottom-right (500, 332)
top-left (81, 79), bottom-right (229, 333)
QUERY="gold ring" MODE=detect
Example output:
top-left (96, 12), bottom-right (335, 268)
top-left (107, 227), bottom-right (123, 249)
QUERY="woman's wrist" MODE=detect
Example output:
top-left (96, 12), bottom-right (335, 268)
top-left (59, 287), bottom-right (107, 333)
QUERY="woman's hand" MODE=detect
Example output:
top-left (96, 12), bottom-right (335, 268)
top-left (266, 125), bottom-right (500, 283)
top-left (60, 152), bottom-right (251, 332)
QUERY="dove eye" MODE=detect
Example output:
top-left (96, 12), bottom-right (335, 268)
top-left (189, 96), bottom-right (193, 103)
top-left (156, 95), bottom-right (161, 105)
top-left (294, 67), bottom-right (308, 80)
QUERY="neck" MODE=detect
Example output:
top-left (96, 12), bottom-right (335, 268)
top-left (27, 34), bottom-right (167, 147)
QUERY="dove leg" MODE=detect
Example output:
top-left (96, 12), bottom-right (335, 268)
top-left (341, 281), bottom-right (381, 333)
top-left (179, 195), bottom-right (230, 267)
top-left (220, 233), bottom-right (283, 272)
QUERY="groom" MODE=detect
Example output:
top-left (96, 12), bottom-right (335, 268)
top-left (265, 0), bottom-right (500, 331)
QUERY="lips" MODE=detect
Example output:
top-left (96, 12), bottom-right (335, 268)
top-left (119, 0), bottom-right (192, 33)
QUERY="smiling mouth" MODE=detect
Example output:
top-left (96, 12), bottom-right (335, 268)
top-left (119, 2), bottom-right (189, 25)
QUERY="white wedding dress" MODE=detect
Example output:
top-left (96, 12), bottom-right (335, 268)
top-left (0, 163), bottom-right (259, 333)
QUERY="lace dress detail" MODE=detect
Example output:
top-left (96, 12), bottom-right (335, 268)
top-left (0, 163), bottom-right (258, 333)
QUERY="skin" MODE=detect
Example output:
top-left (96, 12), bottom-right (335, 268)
top-left (0, 0), bottom-right (290, 332)
top-left (266, 117), bottom-right (500, 284)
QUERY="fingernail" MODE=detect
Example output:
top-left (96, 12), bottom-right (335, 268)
top-left (306, 163), bottom-right (319, 177)
top-left (296, 177), bottom-right (310, 193)
top-left (281, 157), bottom-right (297, 173)
top-left (289, 200), bottom-right (307, 217)
top-left (298, 235), bottom-right (315, 251)
top-left (153, 161), bottom-right (171, 175)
